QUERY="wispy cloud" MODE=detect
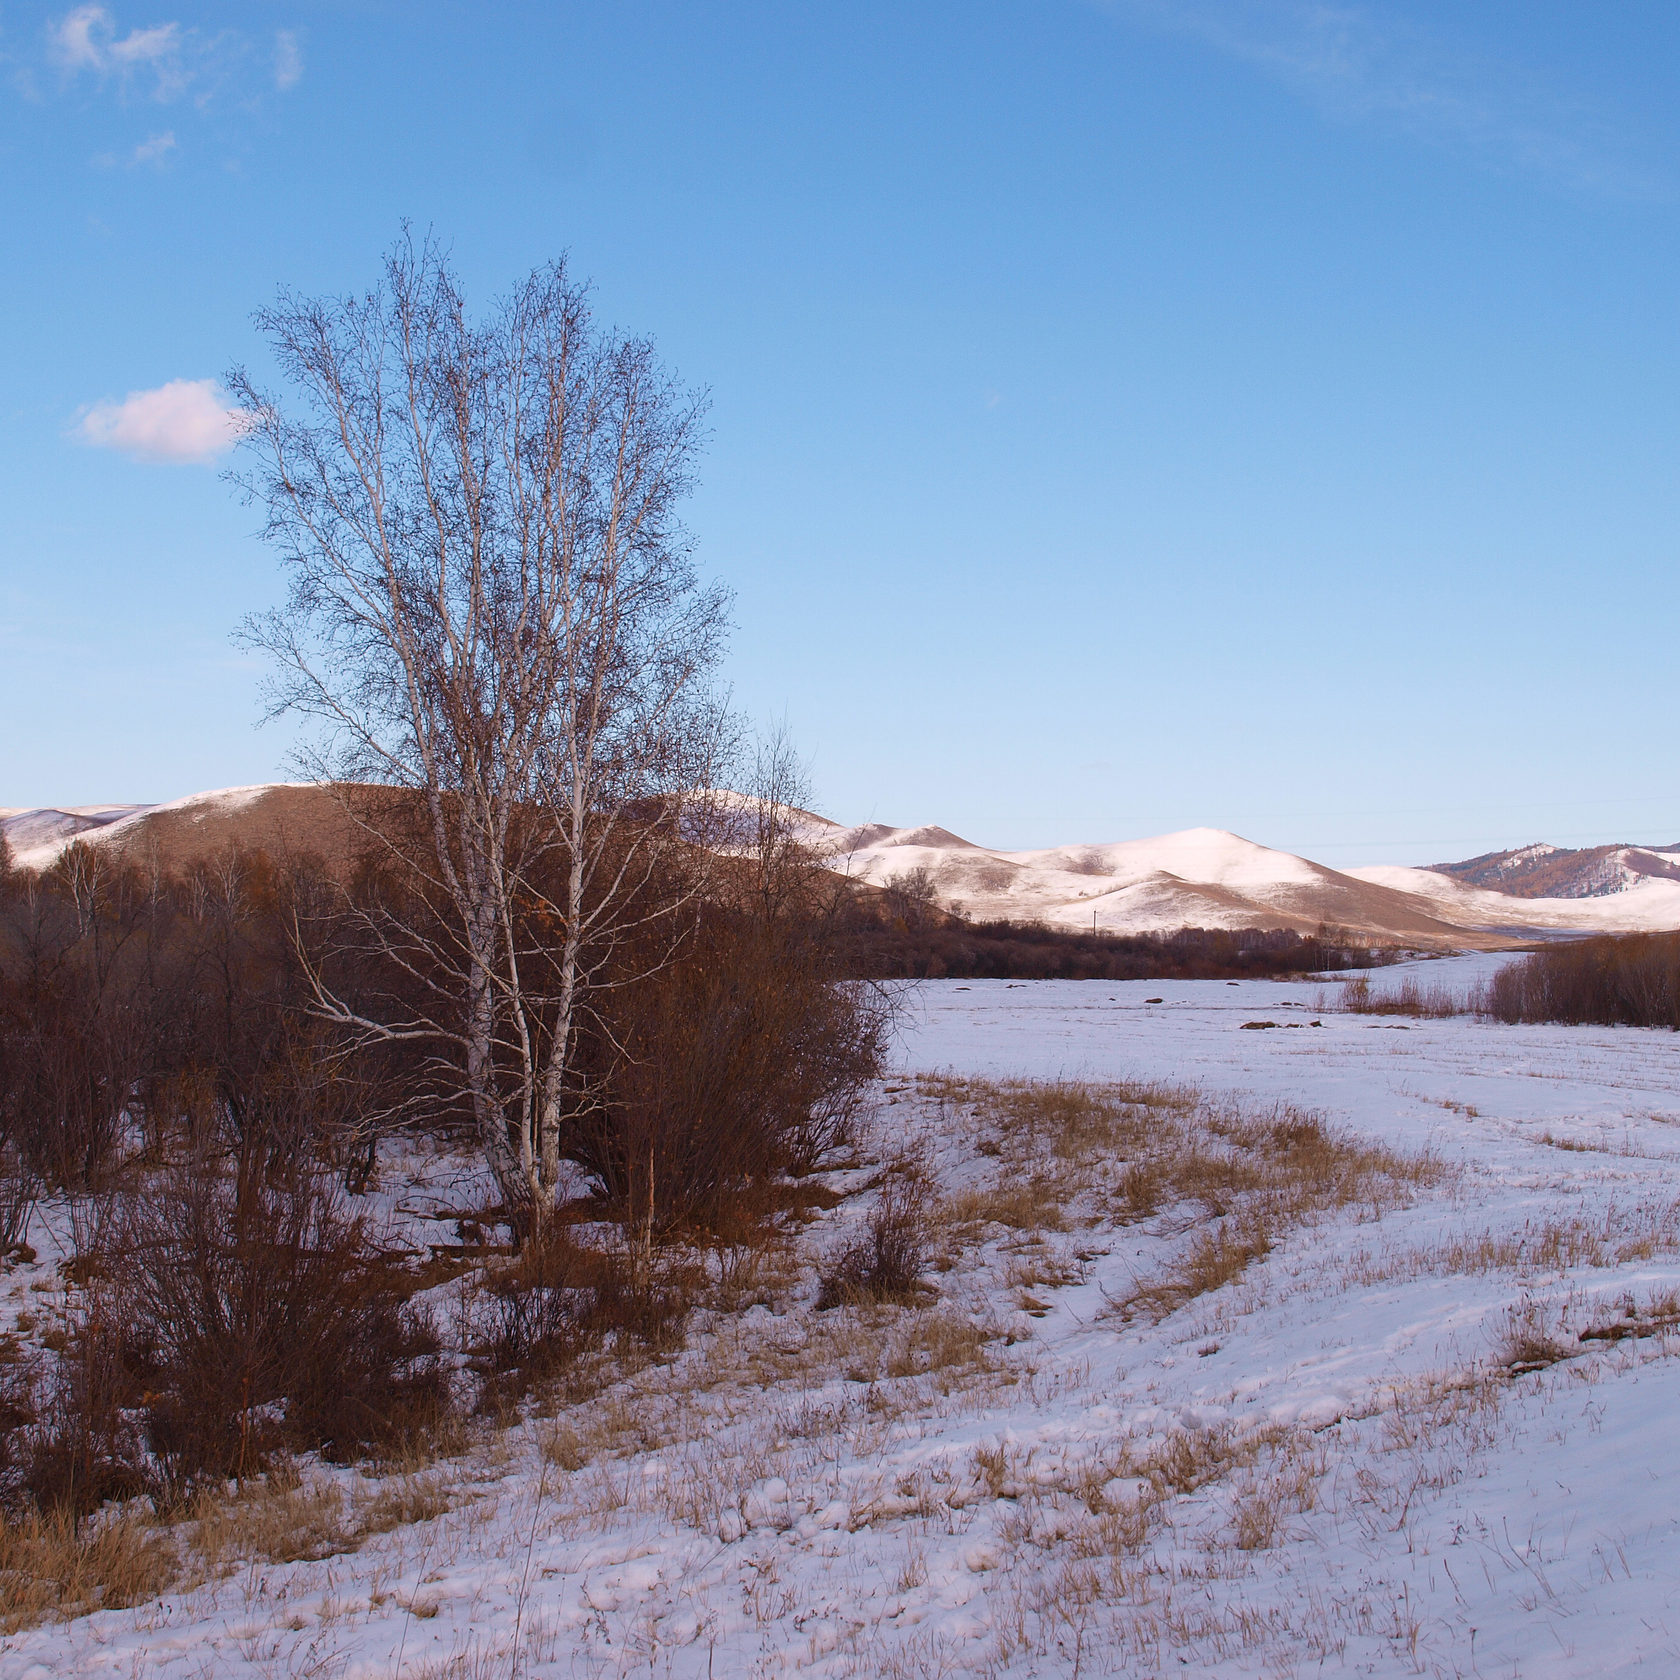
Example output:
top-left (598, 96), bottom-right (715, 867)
top-left (129, 128), bottom-right (174, 165)
top-left (50, 5), bottom-right (187, 98)
top-left (274, 29), bottom-right (302, 92)
top-left (74, 379), bottom-right (247, 464)
top-left (40, 6), bottom-right (304, 113)
top-left (1101, 0), bottom-right (1663, 199)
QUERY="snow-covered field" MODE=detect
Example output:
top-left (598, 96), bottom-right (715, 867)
top-left (8, 958), bottom-right (1680, 1679)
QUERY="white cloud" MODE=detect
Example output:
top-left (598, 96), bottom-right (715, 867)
top-left (107, 20), bottom-right (178, 66)
top-left (51, 4), bottom-right (109, 69)
top-left (45, 6), bottom-right (301, 107)
top-left (75, 379), bottom-right (247, 464)
top-left (130, 128), bottom-right (175, 164)
top-left (274, 29), bottom-right (302, 91)
top-left (51, 5), bottom-right (183, 93)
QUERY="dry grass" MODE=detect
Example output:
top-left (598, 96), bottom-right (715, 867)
top-left (1329, 974), bottom-right (1463, 1018)
top-left (1123, 1219), bottom-right (1274, 1321)
top-left (1341, 1201), bottom-right (1680, 1288)
top-left (190, 1465), bottom-right (458, 1570)
top-left (1579, 1287), bottom-right (1680, 1346)
top-left (190, 1476), bottom-right (355, 1566)
top-left (918, 1074), bottom-right (1440, 1324)
top-left (0, 1504), bottom-right (176, 1633)
top-left (0, 1444), bottom-right (467, 1626)
top-left (1495, 1300), bottom-right (1573, 1375)
top-left (0, 1457), bottom-right (466, 1635)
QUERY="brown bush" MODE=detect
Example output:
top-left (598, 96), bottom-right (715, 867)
top-left (833, 913), bottom-right (1395, 982)
top-left (0, 852), bottom-right (155, 1190)
top-left (570, 909), bottom-right (889, 1239)
top-left (1482, 933), bottom-right (1680, 1030)
top-left (476, 1226), bottom-right (688, 1402)
top-left (18, 1305), bottom-right (148, 1520)
top-left (95, 1146), bottom-right (446, 1496)
top-left (1335, 974), bottom-right (1461, 1018)
top-left (817, 1168), bottom-right (931, 1308)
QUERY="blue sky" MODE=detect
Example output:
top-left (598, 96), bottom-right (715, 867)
top-left (2, 1), bottom-right (1676, 866)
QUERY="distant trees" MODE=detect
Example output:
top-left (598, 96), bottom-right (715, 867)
top-left (1483, 932), bottom-right (1680, 1029)
top-left (228, 233), bottom-right (733, 1230)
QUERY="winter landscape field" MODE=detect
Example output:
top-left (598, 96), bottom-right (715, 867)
top-left (5, 954), bottom-right (1680, 1680)
top-left (8, 9), bottom-right (1678, 1676)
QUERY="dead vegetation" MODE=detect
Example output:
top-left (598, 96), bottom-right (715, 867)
top-left (1484, 932), bottom-right (1680, 1030)
top-left (2, 1061), bottom-right (1669, 1668)
top-left (1328, 973), bottom-right (1462, 1018)
top-left (817, 1164), bottom-right (933, 1308)
top-left (0, 1503), bottom-right (175, 1634)
top-left (0, 1457), bottom-right (465, 1633)
top-left (920, 1074), bottom-right (1442, 1322)
top-left (1339, 1199), bottom-right (1680, 1289)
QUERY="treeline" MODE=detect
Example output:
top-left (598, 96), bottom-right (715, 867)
top-left (1482, 932), bottom-right (1680, 1029)
top-left (833, 907), bottom-right (1394, 981)
top-left (0, 830), bottom-right (886, 1519)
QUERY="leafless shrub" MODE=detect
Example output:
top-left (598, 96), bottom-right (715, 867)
top-left (1482, 932), bottom-right (1680, 1029)
top-left (476, 1226), bottom-right (688, 1403)
top-left (86, 1146), bottom-right (447, 1498)
top-left (0, 1145), bottom-right (36, 1260)
top-left (711, 1237), bottom-right (799, 1314)
top-left (575, 910), bottom-right (890, 1244)
top-left (817, 1169), bottom-right (932, 1308)
top-left (17, 1302), bottom-right (147, 1520)
top-left (478, 1230), bottom-right (614, 1393)
top-left (1334, 974), bottom-right (1461, 1018)
top-left (0, 850), bottom-right (154, 1191)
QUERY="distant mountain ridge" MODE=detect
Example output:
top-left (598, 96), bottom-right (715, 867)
top-left (1429, 842), bottom-right (1680, 900)
top-left (8, 787), bottom-right (1680, 948)
top-left (806, 815), bottom-right (1680, 948)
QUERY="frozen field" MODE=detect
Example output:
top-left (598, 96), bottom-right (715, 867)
top-left (8, 958), bottom-right (1680, 1679)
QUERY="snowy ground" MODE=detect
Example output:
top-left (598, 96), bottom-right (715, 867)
top-left (8, 957), bottom-right (1680, 1679)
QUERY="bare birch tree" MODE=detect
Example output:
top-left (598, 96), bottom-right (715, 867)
top-left (228, 232), bottom-right (732, 1229)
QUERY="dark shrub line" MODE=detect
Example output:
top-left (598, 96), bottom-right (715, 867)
top-left (833, 913), bottom-right (1395, 982)
top-left (1483, 933), bottom-right (1679, 1030)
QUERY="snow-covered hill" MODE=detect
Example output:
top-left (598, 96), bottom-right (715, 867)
top-left (10, 787), bottom-right (1680, 944)
top-left (2, 785), bottom-right (343, 876)
top-left (1429, 839), bottom-right (1680, 899)
top-left (807, 816), bottom-right (1680, 944)
top-left (0, 802), bottom-right (152, 857)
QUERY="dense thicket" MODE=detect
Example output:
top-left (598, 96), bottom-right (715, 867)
top-left (832, 907), bottom-right (1393, 981)
top-left (1483, 932), bottom-right (1680, 1029)
top-left (0, 827), bottom-right (886, 1512)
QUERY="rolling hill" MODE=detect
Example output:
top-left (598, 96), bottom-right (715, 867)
top-left (1427, 841), bottom-right (1680, 899)
top-left (8, 786), bottom-right (1680, 948)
